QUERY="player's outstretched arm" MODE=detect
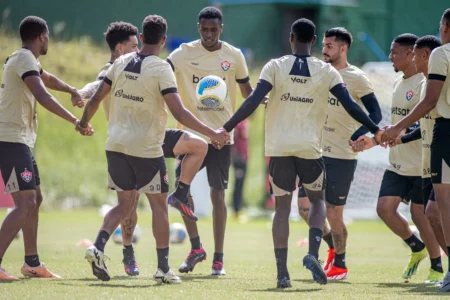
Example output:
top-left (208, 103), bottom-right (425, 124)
top-left (384, 80), bottom-right (444, 142)
top-left (223, 79), bottom-right (272, 132)
top-left (40, 70), bottom-right (84, 108)
top-left (24, 75), bottom-right (78, 126)
top-left (78, 80), bottom-right (101, 100)
top-left (163, 92), bottom-right (229, 148)
top-left (78, 80), bottom-right (111, 135)
top-left (349, 93), bottom-right (382, 141)
top-left (330, 83), bottom-right (382, 142)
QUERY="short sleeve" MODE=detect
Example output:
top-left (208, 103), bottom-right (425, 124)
top-left (235, 49), bottom-right (250, 83)
top-left (428, 47), bottom-right (448, 81)
top-left (160, 64), bottom-right (178, 95)
top-left (354, 73), bottom-right (374, 98)
top-left (167, 47), bottom-right (184, 73)
top-left (329, 66), bottom-right (344, 90)
top-left (104, 61), bottom-right (116, 85)
top-left (16, 52), bottom-right (41, 80)
top-left (259, 60), bottom-right (275, 86)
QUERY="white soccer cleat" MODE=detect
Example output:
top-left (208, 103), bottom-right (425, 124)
top-left (153, 268), bottom-right (181, 284)
top-left (439, 271), bottom-right (450, 292)
top-left (85, 245), bottom-right (110, 281)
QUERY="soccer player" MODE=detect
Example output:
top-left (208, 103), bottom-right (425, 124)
top-left (221, 18), bottom-right (382, 288)
top-left (79, 21), bottom-right (209, 277)
top-left (166, 7), bottom-right (255, 275)
top-left (383, 9), bottom-right (450, 292)
top-left (0, 16), bottom-right (89, 281)
top-left (360, 35), bottom-right (445, 284)
top-left (374, 34), bottom-right (445, 282)
top-left (79, 15), bottom-right (227, 283)
top-left (296, 27), bottom-right (382, 280)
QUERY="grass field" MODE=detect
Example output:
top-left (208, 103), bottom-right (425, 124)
top-left (0, 209), bottom-right (447, 299)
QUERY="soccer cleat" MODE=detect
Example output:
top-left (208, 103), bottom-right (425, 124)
top-left (178, 247), bottom-right (207, 273)
top-left (303, 254), bottom-right (327, 285)
top-left (123, 256), bottom-right (140, 276)
top-left (211, 261), bottom-right (226, 276)
top-left (402, 248), bottom-right (428, 279)
top-left (0, 267), bottom-right (20, 281)
top-left (324, 248), bottom-right (335, 273)
top-left (85, 245), bottom-right (110, 281)
top-left (168, 193), bottom-right (198, 221)
top-left (276, 276), bottom-right (292, 288)
top-left (20, 263), bottom-right (61, 278)
top-left (439, 272), bottom-right (450, 292)
top-left (153, 268), bottom-right (181, 284)
top-left (326, 265), bottom-right (348, 280)
top-left (425, 268), bottom-right (444, 284)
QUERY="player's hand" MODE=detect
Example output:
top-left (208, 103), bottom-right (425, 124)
top-left (70, 88), bottom-right (85, 108)
top-left (388, 137), bottom-right (402, 148)
top-left (374, 128), bottom-right (386, 146)
top-left (381, 125), bottom-right (401, 144)
top-left (350, 135), bottom-right (376, 152)
top-left (75, 120), bottom-right (94, 136)
top-left (210, 128), bottom-right (230, 150)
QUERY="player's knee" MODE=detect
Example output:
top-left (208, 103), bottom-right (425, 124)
top-left (35, 191), bottom-right (43, 208)
top-left (425, 204), bottom-right (441, 227)
top-left (298, 206), bottom-right (309, 220)
top-left (193, 137), bottom-right (208, 157)
top-left (376, 202), bottom-right (391, 219)
top-left (326, 206), bottom-right (343, 222)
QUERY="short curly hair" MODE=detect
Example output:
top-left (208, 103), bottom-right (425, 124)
top-left (104, 22), bottom-right (138, 51)
top-left (19, 16), bottom-right (48, 42)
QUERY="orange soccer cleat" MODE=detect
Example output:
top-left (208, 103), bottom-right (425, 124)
top-left (20, 263), bottom-right (61, 278)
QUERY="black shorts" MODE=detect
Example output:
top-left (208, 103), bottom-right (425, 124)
top-left (0, 141), bottom-right (40, 194)
top-left (176, 144), bottom-right (231, 190)
top-left (162, 129), bottom-right (184, 158)
top-left (379, 170), bottom-right (422, 204)
top-left (431, 118), bottom-right (450, 184)
top-left (298, 156), bottom-right (357, 206)
top-left (269, 156), bottom-right (325, 196)
top-left (106, 151), bottom-right (168, 194)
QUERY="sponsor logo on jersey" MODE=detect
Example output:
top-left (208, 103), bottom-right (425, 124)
top-left (290, 77), bottom-right (308, 84)
top-left (392, 106), bottom-right (410, 116)
top-left (221, 61), bottom-right (231, 71)
top-left (280, 93), bottom-right (313, 103)
top-left (114, 89), bottom-right (144, 102)
top-left (406, 90), bottom-right (414, 101)
top-left (125, 74), bottom-right (138, 80)
top-left (328, 97), bottom-right (340, 106)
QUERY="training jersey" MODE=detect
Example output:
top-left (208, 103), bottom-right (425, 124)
top-left (167, 40), bottom-right (249, 143)
top-left (0, 48), bottom-right (43, 148)
top-left (322, 65), bottom-right (374, 160)
top-left (260, 54), bottom-right (344, 159)
top-left (104, 53), bottom-right (176, 158)
top-left (419, 81), bottom-right (434, 179)
top-left (388, 73), bottom-right (424, 176)
top-left (428, 44), bottom-right (450, 119)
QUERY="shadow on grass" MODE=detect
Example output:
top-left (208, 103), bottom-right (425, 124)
top-left (250, 288), bottom-right (322, 293)
top-left (179, 274), bottom-right (229, 282)
top-left (294, 279), bottom-right (351, 285)
top-left (376, 282), bottom-right (443, 295)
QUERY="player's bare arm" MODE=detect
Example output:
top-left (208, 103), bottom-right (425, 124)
top-left (24, 75), bottom-right (79, 126)
top-left (40, 70), bottom-right (84, 108)
top-left (163, 92), bottom-right (229, 148)
top-left (383, 79), bottom-right (444, 142)
top-left (78, 81), bottom-right (111, 135)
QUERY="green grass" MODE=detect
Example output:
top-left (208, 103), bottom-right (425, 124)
top-left (0, 33), bottom-right (267, 208)
top-left (0, 209), bottom-right (447, 299)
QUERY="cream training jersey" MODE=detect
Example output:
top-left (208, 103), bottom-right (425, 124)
top-left (388, 73), bottom-right (424, 176)
top-left (167, 40), bottom-right (249, 143)
top-left (104, 53), bottom-right (177, 158)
